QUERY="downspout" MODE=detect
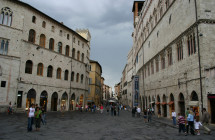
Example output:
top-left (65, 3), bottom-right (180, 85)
top-left (69, 35), bottom-right (73, 111)
top-left (142, 44), bottom-right (145, 110)
top-left (194, 0), bottom-right (204, 114)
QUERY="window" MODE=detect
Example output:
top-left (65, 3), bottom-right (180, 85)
top-left (148, 65), bottom-right (150, 76)
top-left (58, 42), bottom-right (62, 54)
top-left (59, 30), bottom-right (62, 36)
top-left (73, 37), bottom-right (76, 43)
top-left (144, 67), bottom-right (147, 78)
top-left (0, 39), bottom-right (9, 55)
top-left (71, 72), bottom-right (74, 81)
top-left (25, 60), bottom-right (33, 74)
top-left (187, 33), bottom-right (196, 56)
top-left (81, 74), bottom-right (84, 83)
top-left (77, 51), bottom-right (80, 61)
top-left (166, 0), bottom-right (170, 9)
top-left (76, 73), bottom-right (79, 82)
top-left (28, 29), bottom-right (36, 43)
top-left (37, 63), bottom-right (43, 76)
top-left (156, 58), bottom-right (159, 72)
top-left (32, 16), bottom-right (36, 23)
top-left (39, 34), bottom-right (46, 47)
top-left (177, 40), bottom-right (183, 61)
top-left (49, 38), bottom-right (54, 50)
top-left (81, 53), bottom-right (84, 62)
top-left (1, 81), bottom-right (6, 87)
top-left (67, 34), bottom-right (70, 40)
top-left (72, 48), bottom-right (75, 59)
top-left (64, 70), bottom-right (69, 81)
top-left (78, 41), bottom-right (80, 46)
top-left (42, 21), bottom-right (46, 28)
top-left (161, 54), bottom-right (165, 69)
top-left (51, 26), bottom-right (55, 32)
top-left (151, 61), bottom-right (154, 74)
top-left (65, 45), bottom-right (70, 56)
top-left (0, 7), bottom-right (13, 26)
top-left (47, 65), bottom-right (53, 77)
top-left (82, 43), bottom-right (84, 48)
top-left (57, 68), bottom-right (61, 79)
top-left (167, 49), bottom-right (172, 66)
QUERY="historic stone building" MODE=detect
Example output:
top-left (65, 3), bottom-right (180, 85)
top-left (119, 0), bottom-right (215, 122)
top-left (0, 0), bottom-right (91, 112)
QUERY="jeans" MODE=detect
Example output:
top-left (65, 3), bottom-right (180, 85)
top-left (172, 117), bottom-right (176, 125)
top-left (27, 117), bottom-right (33, 131)
top-left (179, 124), bottom-right (186, 133)
top-left (187, 121), bottom-right (195, 135)
top-left (42, 114), bottom-right (46, 125)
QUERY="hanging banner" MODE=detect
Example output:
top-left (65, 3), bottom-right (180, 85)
top-left (133, 75), bottom-right (139, 106)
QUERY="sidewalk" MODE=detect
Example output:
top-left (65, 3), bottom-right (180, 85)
top-left (152, 115), bottom-right (215, 131)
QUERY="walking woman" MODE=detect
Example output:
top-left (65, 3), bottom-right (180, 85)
top-left (187, 110), bottom-right (195, 135)
top-left (35, 107), bottom-right (42, 131)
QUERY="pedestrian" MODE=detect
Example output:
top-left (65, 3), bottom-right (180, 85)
top-left (194, 116), bottom-right (202, 135)
top-left (158, 109), bottom-right (161, 118)
top-left (143, 109), bottom-right (147, 123)
top-left (61, 104), bottom-right (65, 116)
top-left (148, 110), bottom-right (152, 122)
top-left (100, 104), bottom-right (104, 114)
top-left (177, 113), bottom-right (187, 136)
top-left (8, 102), bottom-right (13, 115)
top-left (111, 104), bottom-right (114, 116)
top-left (85, 104), bottom-right (88, 112)
top-left (201, 108), bottom-right (211, 135)
top-left (172, 110), bottom-right (177, 126)
top-left (187, 110), bottom-right (195, 135)
top-left (41, 106), bottom-right (47, 125)
top-left (151, 107), bottom-right (154, 115)
top-left (117, 105), bottom-right (120, 116)
top-left (113, 106), bottom-right (116, 116)
top-left (137, 106), bottom-right (141, 118)
top-left (27, 104), bottom-right (35, 132)
top-left (34, 107), bottom-right (42, 131)
top-left (132, 107), bottom-right (136, 117)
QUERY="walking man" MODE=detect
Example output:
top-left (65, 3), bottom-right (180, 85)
top-left (201, 108), bottom-right (211, 135)
top-left (137, 106), bottom-right (141, 118)
top-left (172, 110), bottom-right (176, 126)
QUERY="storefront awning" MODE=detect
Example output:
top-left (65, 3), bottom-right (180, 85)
top-left (188, 101), bottom-right (199, 106)
top-left (156, 102), bottom-right (160, 105)
top-left (168, 101), bottom-right (174, 105)
top-left (161, 102), bottom-right (167, 105)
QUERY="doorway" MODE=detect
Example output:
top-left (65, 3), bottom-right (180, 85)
top-left (26, 89), bottom-right (36, 108)
top-left (51, 92), bottom-right (58, 111)
top-left (17, 91), bottom-right (23, 108)
top-left (40, 91), bottom-right (48, 111)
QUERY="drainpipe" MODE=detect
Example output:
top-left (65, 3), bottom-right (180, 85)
top-left (69, 35), bottom-right (74, 111)
top-left (194, 0), bottom-right (204, 114)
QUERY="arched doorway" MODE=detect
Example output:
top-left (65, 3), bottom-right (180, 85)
top-left (61, 92), bottom-right (68, 110)
top-left (162, 95), bottom-right (167, 117)
top-left (178, 93), bottom-right (185, 116)
top-left (168, 93), bottom-right (175, 118)
top-left (70, 93), bottom-right (75, 111)
top-left (51, 92), bottom-right (58, 111)
top-left (190, 91), bottom-right (199, 116)
top-left (40, 91), bottom-right (48, 111)
top-left (26, 89), bottom-right (36, 108)
top-left (80, 94), bottom-right (84, 106)
top-left (156, 95), bottom-right (161, 115)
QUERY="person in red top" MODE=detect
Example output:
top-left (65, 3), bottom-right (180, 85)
top-left (178, 113), bottom-right (187, 136)
top-left (100, 104), bottom-right (104, 114)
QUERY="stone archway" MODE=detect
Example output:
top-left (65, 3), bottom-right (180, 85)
top-left (162, 95), bottom-right (167, 117)
top-left (40, 91), bottom-right (48, 111)
top-left (168, 93), bottom-right (175, 118)
top-left (190, 91), bottom-right (199, 117)
top-left (26, 89), bottom-right (36, 108)
top-left (51, 92), bottom-right (58, 111)
top-left (178, 93), bottom-right (185, 116)
top-left (156, 95), bottom-right (161, 115)
top-left (70, 93), bottom-right (75, 111)
top-left (61, 92), bottom-right (68, 110)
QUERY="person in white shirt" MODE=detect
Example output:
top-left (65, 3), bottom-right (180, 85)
top-left (137, 107), bottom-right (141, 118)
top-left (194, 116), bottom-right (202, 135)
top-left (172, 110), bottom-right (176, 125)
top-left (27, 104), bottom-right (35, 132)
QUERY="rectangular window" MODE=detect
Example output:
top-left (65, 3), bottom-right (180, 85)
top-left (177, 40), bottom-right (183, 61)
top-left (1, 81), bottom-right (6, 87)
top-left (0, 39), bottom-right (9, 55)
top-left (148, 65), bottom-right (150, 76)
top-left (187, 33), bottom-right (196, 56)
top-left (161, 54), bottom-right (165, 69)
top-left (151, 61), bottom-right (154, 74)
top-left (156, 58), bottom-right (159, 72)
top-left (168, 49), bottom-right (172, 66)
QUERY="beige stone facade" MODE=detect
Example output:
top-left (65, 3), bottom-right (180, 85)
top-left (0, 0), bottom-right (90, 112)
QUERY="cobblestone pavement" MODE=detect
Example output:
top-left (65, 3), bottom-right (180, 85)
top-left (0, 110), bottom-right (214, 140)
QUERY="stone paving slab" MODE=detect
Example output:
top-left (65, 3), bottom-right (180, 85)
top-left (0, 110), bottom-right (214, 140)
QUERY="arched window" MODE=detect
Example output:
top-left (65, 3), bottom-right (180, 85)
top-left (47, 65), bottom-right (53, 77)
top-left (64, 70), bottom-right (69, 81)
top-left (56, 68), bottom-right (61, 79)
top-left (32, 16), bottom-right (36, 23)
top-left (65, 45), bottom-right (70, 56)
top-left (0, 7), bottom-right (13, 26)
top-left (28, 29), bottom-right (36, 43)
top-left (72, 48), bottom-right (75, 59)
top-left (76, 73), bottom-right (79, 82)
top-left (191, 91), bottom-right (198, 101)
top-left (37, 63), bottom-right (43, 76)
top-left (42, 21), bottom-right (46, 28)
top-left (49, 38), bottom-right (54, 50)
top-left (77, 51), bottom-right (80, 61)
top-left (81, 74), bottom-right (84, 83)
top-left (71, 72), bottom-right (74, 81)
top-left (25, 60), bottom-right (33, 74)
top-left (39, 34), bottom-right (46, 47)
top-left (58, 42), bottom-right (62, 54)
top-left (81, 53), bottom-right (84, 62)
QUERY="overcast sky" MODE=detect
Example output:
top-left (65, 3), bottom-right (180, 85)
top-left (21, 0), bottom-right (134, 90)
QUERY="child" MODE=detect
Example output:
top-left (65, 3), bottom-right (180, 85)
top-left (194, 116), bottom-right (202, 135)
top-left (178, 113), bottom-right (187, 136)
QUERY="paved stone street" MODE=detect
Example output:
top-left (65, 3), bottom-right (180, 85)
top-left (0, 110), bottom-right (214, 140)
